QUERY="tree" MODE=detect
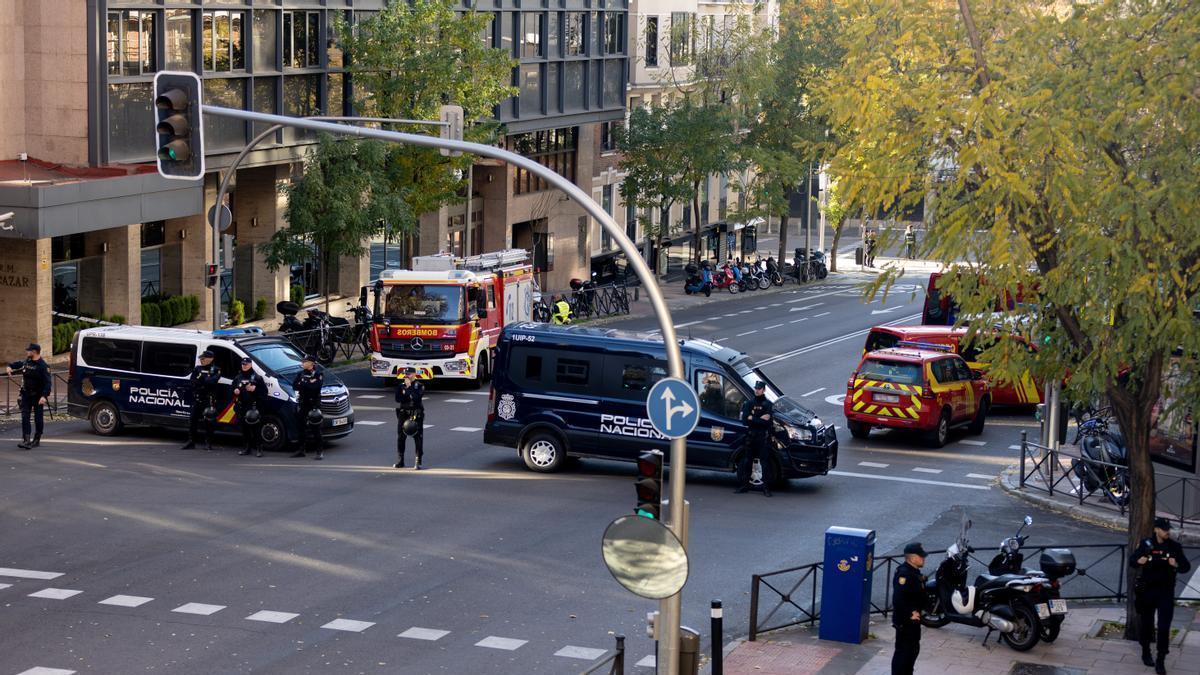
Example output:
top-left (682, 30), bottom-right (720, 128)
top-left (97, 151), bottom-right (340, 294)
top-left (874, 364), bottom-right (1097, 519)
top-left (822, 0), bottom-right (1200, 637)
top-left (261, 136), bottom-right (407, 313)
top-left (615, 106), bottom-right (691, 266)
top-left (820, 179), bottom-right (848, 273)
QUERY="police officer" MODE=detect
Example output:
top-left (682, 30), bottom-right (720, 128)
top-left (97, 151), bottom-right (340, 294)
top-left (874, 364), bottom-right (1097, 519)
top-left (183, 350), bottom-right (221, 451)
top-left (892, 542), bottom-right (927, 675)
top-left (735, 381), bottom-right (774, 497)
top-left (393, 367), bottom-right (426, 469)
top-left (7, 343), bottom-right (52, 449)
top-left (292, 354), bottom-right (324, 460)
top-left (1131, 517), bottom-right (1192, 673)
top-left (231, 357), bottom-right (266, 458)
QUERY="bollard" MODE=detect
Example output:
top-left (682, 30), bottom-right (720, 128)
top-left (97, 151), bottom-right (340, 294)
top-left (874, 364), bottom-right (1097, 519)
top-left (710, 600), bottom-right (723, 675)
top-left (679, 625), bottom-right (701, 675)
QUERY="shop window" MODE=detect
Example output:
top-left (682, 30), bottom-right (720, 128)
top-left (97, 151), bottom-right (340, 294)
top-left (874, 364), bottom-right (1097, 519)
top-left (107, 9), bottom-right (157, 77)
top-left (203, 9), bottom-right (246, 73)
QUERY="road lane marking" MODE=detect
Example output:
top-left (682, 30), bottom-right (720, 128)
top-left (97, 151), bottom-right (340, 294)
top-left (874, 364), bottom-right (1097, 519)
top-left (98, 595), bottom-right (153, 608)
top-left (18, 669), bottom-right (76, 675)
top-left (323, 618), bottom-right (375, 632)
top-left (476, 636), bottom-right (528, 650)
top-left (675, 320), bottom-right (704, 328)
top-left (790, 318), bottom-right (808, 324)
top-left (451, 426), bottom-right (482, 432)
top-left (724, 313), bottom-right (739, 318)
top-left (0, 583), bottom-right (11, 590)
top-left (715, 338), bottom-right (729, 342)
top-left (444, 398), bottom-right (473, 403)
top-left (357, 395), bottom-right (384, 400)
top-left (247, 610), bottom-right (300, 624)
top-left (636, 655), bottom-right (657, 668)
top-left (829, 470), bottom-right (989, 490)
top-left (958, 440), bottom-right (987, 446)
top-left (739, 310), bottom-right (753, 314)
top-left (759, 313), bottom-right (922, 366)
top-left (765, 324), bottom-right (784, 330)
top-left (858, 461), bottom-right (889, 468)
top-left (0, 568), bottom-right (63, 580)
top-left (967, 473), bottom-right (994, 480)
top-left (736, 330), bottom-right (757, 337)
top-left (755, 306), bottom-right (767, 310)
top-left (1008, 445), bottom-right (1023, 450)
top-left (802, 387), bottom-right (826, 397)
top-left (399, 627), bottom-right (451, 641)
top-left (173, 602), bottom-right (225, 615)
top-left (28, 588), bottom-right (82, 600)
top-left (912, 467), bottom-right (943, 474)
top-left (356, 420), bottom-right (386, 426)
top-left (769, 303), bottom-right (782, 307)
top-left (556, 646), bottom-right (609, 660)
top-left (813, 311), bottom-right (831, 318)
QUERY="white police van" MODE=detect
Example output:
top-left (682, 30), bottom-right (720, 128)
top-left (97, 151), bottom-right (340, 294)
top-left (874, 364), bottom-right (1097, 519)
top-left (66, 326), bottom-right (354, 451)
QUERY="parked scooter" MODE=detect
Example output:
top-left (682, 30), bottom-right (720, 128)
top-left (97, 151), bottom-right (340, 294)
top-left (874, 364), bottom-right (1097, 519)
top-left (921, 514), bottom-right (1047, 651)
top-left (794, 248), bottom-right (829, 281)
top-left (1069, 407), bottom-right (1130, 506)
top-left (987, 516), bottom-right (1076, 643)
top-left (711, 263), bottom-right (741, 293)
top-left (764, 256), bottom-right (784, 286)
top-left (683, 263), bottom-right (713, 297)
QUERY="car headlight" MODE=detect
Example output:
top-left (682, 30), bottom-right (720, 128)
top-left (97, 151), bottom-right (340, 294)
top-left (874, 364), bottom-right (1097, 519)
top-left (785, 425), bottom-right (815, 442)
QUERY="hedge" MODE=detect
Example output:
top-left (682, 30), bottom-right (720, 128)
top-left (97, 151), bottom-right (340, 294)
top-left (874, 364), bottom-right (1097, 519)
top-left (253, 298), bottom-right (268, 321)
top-left (51, 314), bottom-right (124, 354)
top-left (139, 294), bottom-right (200, 327)
top-left (229, 299), bottom-right (246, 326)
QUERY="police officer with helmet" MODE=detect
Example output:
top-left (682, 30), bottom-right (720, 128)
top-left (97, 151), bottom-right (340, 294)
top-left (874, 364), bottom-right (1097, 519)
top-left (394, 367), bottom-right (425, 469)
top-left (1131, 517), bottom-right (1192, 673)
top-left (7, 342), bottom-right (52, 450)
top-left (231, 357), bottom-right (266, 458)
top-left (891, 542), bottom-right (927, 675)
top-left (292, 354), bottom-right (324, 460)
top-left (735, 381), bottom-right (774, 497)
top-left (183, 350), bottom-right (221, 451)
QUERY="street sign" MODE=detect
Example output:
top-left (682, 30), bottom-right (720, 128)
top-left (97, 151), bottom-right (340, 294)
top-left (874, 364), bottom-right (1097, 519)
top-left (646, 377), bottom-right (700, 439)
top-left (601, 515), bottom-right (689, 600)
top-left (207, 204), bottom-right (233, 231)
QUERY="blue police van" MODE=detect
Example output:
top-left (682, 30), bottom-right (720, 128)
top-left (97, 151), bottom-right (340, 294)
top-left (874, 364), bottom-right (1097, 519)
top-left (483, 323), bottom-right (838, 485)
top-left (67, 326), bottom-right (354, 451)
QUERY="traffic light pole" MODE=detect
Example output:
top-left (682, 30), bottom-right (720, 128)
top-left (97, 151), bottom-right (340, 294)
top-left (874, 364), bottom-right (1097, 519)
top-left (203, 105), bottom-right (690, 674)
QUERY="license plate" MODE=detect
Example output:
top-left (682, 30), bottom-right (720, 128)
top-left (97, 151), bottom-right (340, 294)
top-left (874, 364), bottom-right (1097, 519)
top-left (1050, 599), bottom-right (1068, 614)
top-left (332, 417), bottom-right (348, 427)
top-left (1036, 603), bottom-right (1050, 619)
top-left (874, 393), bottom-right (900, 403)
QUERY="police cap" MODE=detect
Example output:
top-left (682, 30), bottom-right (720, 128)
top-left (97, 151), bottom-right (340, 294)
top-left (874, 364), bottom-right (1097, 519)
top-left (200, 349), bottom-right (215, 359)
top-left (1154, 517), bottom-right (1173, 531)
top-left (241, 357), bottom-right (253, 365)
top-left (302, 354), bottom-right (316, 363)
top-left (903, 542), bottom-right (928, 557)
top-left (26, 343), bottom-right (41, 353)
top-left (754, 381), bottom-right (766, 391)
top-left (403, 367), bottom-right (417, 376)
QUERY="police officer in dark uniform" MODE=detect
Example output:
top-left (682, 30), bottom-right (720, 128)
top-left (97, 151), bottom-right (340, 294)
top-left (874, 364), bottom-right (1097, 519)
top-left (393, 367), bottom-right (425, 469)
top-left (1131, 517), bottom-right (1192, 673)
top-left (891, 542), bottom-right (927, 675)
top-left (735, 381), bottom-right (775, 497)
top-left (231, 357), bottom-right (266, 458)
top-left (183, 350), bottom-right (221, 451)
top-left (7, 343), bottom-right (52, 449)
top-left (292, 354), bottom-right (324, 460)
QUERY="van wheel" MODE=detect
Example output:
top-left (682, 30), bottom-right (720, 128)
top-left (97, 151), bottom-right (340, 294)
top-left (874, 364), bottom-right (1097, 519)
top-left (926, 410), bottom-right (951, 448)
top-left (89, 401), bottom-right (123, 436)
top-left (259, 416), bottom-right (288, 453)
top-left (969, 398), bottom-right (989, 435)
top-left (522, 430), bottom-right (566, 472)
top-left (848, 421), bottom-right (871, 440)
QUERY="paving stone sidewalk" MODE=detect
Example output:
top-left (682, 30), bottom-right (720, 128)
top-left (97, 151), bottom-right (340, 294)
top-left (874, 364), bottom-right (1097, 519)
top-left (721, 604), bottom-right (1200, 675)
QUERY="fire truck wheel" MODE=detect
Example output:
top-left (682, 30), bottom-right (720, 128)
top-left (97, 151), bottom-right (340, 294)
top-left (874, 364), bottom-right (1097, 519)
top-left (847, 421), bottom-right (871, 440)
top-left (472, 353), bottom-right (490, 389)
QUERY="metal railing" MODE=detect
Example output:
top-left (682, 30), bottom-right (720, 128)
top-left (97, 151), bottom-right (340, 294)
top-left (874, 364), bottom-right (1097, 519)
top-left (580, 635), bottom-right (625, 675)
top-left (749, 542), bottom-right (1199, 641)
top-left (534, 281), bottom-right (633, 323)
top-left (1018, 431), bottom-right (1200, 529)
top-left (1, 371), bottom-right (71, 419)
top-left (276, 323), bottom-right (372, 364)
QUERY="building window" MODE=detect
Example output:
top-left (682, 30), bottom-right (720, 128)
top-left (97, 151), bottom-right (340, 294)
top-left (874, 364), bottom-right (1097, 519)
top-left (107, 10), bottom-right (157, 76)
top-left (604, 13), bottom-right (623, 55)
top-left (328, 11), bottom-right (348, 68)
top-left (108, 82), bottom-right (153, 162)
top-left (252, 77), bottom-right (279, 139)
top-left (283, 10), bottom-right (321, 69)
top-left (600, 121), bottom-right (620, 151)
top-left (203, 10), bottom-right (246, 73)
top-left (565, 13), bottom-right (585, 56)
top-left (546, 62), bottom-right (560, 113)
top-left (601, 184), bottom-right (614, 251)
top-left (645, 16), bottom-right (658, 67)
top-left (509, 129), bottom-right (578, 195)
top-left (670, 12), bottom-right (693, 66)
top-left (603, 60), bottom-right (623, 106)
top-left (522, 13), bottom-right (543, 58)
top-left (500, 11), bottom-right (514, 55)
top-left (327, 73), bottom-right (344, 116)
top-left (253, 10), bottom-right (277, 71)
top-left (564, 61), bottom-right (585, 111)
top-left (290, 244), bottom-right (321, 300)
top-left (141, 221), bottom-right (166, 299)
top-left (165, 10), bottom-right (192, 71)
top-left (284, 74), bottom-right (320, 140)
top-left (547, 12), bottom-right (560, 58)
top-left (203, 78), bottom-right (247, 152)
top-left (520, 64), bottom-right (541, 116)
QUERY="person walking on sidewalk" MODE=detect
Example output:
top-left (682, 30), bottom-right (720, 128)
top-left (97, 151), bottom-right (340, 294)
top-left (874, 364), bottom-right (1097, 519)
top-left (393, 367), bottom-right (425, 469)
top-left (865, 229), bottom-right (878, 267)
top-left (891, 542), bottom-right (927, 675)
top-left (7, 343), bottom-right (51, 449)
top-left (1131, 517), bottom-right (1192, 674)
top-left (904, 224), bottom-right (916, 260)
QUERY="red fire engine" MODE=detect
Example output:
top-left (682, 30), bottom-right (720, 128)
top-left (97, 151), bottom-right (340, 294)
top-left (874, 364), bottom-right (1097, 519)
top-left (367, 249), bottom-right (535, 386)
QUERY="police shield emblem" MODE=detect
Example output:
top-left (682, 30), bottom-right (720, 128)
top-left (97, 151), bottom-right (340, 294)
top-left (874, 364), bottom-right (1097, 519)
top-left (111, 379), bottom-right (121, 391)
top-left (710, 426), bottom-right (724, 442)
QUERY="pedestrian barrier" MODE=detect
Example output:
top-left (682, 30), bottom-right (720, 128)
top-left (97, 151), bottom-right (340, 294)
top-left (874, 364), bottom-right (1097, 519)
top-left (579, 634), bottom-right (625, 675)
top-left (1, 371), bottom-right (70, 419)
top-left (1017, 431), bottom-right (1200, 529)
top-left (277, 323), bottom-right (372, 364)
top-left (534, 281), bottom-right (632, 323)
top-left (748, 541), bottom-right (1199, 641)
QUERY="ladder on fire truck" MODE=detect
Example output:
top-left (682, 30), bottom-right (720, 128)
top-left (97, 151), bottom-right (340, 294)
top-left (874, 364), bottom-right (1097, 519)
top-left (411, 249), bottom-right (529, 273)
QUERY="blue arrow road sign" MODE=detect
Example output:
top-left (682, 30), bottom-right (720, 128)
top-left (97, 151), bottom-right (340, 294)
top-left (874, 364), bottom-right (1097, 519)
top-left (646, 377), bottom-right (700, 439)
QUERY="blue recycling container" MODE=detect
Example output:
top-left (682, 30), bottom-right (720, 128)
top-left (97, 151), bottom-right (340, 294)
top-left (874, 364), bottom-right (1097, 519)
top-left (818, 526), bottom-right (876, 644)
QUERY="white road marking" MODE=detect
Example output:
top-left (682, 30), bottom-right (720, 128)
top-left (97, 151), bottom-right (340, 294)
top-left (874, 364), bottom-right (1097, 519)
top-left (555, 646), bottom-right (609, 660)
top-left (0, 583), bottom-right (11, 590)
top-left (790, 318), bottom-right (808, 324)
top-left (246, 610), bottom-right (300, 624)
top-left (451, 426), bottom-right (482, 432)
top-left (739, 310), bottom-right (753, 314)
top-left (764, 324), bottom-right (785, 330)
top-left (769, 303), bottom-right (782, 307)
top-left (674, 320), bottom-right (703, 328)
top-left (736, 330), bottom-right (757, 337)
top-left (829, 470), bottom-right (989, 491)
top-left (444, 398), bottom-right (473, 403)
top-left (1009, 444), bottom-right (1023, 450)
top-left (802, 387), bottom-right (826, 397)
top-left (723, 313), bottom-right (740, 318)
top-left (813, 311), bottom-right (831, 318)
top-left (1181, 566), bottom-right (1200, 600)
top-left (967, 473), bottom-right (994, 480)
top-left (0, 567), bottom-right (63, 580)
top-left (28, 588), bottom-right (81, 600)
top-left (636, 655), bottom-right (657, 668)
top-left (759, 313), bottom-right (922, 366)
top-left (858, 461), bottom-right (889, 468)
top-left (355, 420), bottom-right (386, 426)
top-left (458, 391), bottom-right (490, 396)
top-left (959, 440), bottom-right (987, 446)
top-left (476, 636), bottom-right (528, 650)
top-left (754, 306), bottom-right (767, 310)
top-left (322, 618), bottom-right (375, 632)
top-left (399, 627), bottom-right (451, 641)
top-left (98, 595), bottom-right (153, 608)
top-left (912, 467), bottom-right (943, 474)
top-left (17, 668), bottom-right (76, 675)
top-left (715, 338), bottom-right (729, 342)
top-left (825, 394), bottom-right (847, 406)
top-left (424, 424), bottom-right (435, 429)
top-left (357, 395), bottom-right (384, 400)
top-left (172, 602), bottom-right (225, 616)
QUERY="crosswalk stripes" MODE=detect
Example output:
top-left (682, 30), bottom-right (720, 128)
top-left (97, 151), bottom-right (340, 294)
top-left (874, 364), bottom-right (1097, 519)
top-left (322, 618), bottom-right (374, 632)
top-left (475, 636), bottom-right (527, 651)
top-left (398, 627), bottom-right (449, 641)
top-left (966, 473), bottom-right (994, 480)
top-left (635, 654), bottom-right (656, 668)
top-left (958, 439), bottom-right (987, 446)
top-left (0, 568), bottom-right (63, 580)
top-left (246, 610), bottom-right (299, 624)
top-left (172, 602), bottom-right (225, 615)
top-left (98, 595), bottom-right (152, 607)
top-left (27, 589), bottom-right (81, 600)
top-left (355, 420), bottom-right (386, 426)
top-left (555, 646), bottom-right (608, 660)
top-left (17, 668), bottom-right (76, 675)
top-left (450, 426), bottom-right (482, 432)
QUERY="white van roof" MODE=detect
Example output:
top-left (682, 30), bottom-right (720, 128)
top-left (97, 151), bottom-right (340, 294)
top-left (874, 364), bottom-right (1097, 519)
top-left (77, 325), bottom-right (253, 343)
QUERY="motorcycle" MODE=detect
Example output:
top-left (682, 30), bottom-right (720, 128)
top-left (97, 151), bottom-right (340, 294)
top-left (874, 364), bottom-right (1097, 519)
top-left (987, 515), bottom-right (1076, 643)
top-left (277, 301), bottom-right (339, 365)
top-left (739, 261), bottom-right (765, 291)
top-left (794, 248), bottom-right (829, 281)
top-left (683, 263), bottom-right (712, 297)
top-left (920, 514), bottom-right (1046, 651)
top-left (764, 257), bottom-right (784, 287)
top-left (1069, 407), bottom-right (1130, 506)
top-left (569, 274), bottom-right (598, 319)
top-left (711, 264), bottom-right (741, 293)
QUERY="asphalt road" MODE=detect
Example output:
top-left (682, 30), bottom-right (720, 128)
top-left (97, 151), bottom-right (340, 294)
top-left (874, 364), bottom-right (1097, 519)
top-left (0, 272), bottom-right (1121, 675)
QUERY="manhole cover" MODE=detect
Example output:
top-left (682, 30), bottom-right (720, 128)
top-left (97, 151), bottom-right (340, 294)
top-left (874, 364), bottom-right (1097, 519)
top-left (1009, 664), bottom-right (1087, 675)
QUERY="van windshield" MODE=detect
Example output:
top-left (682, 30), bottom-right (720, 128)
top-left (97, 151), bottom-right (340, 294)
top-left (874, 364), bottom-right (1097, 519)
top-left (859, 358), bottom-right (924, 385)
top-left (244, 342), bottom-right (305, 374)
top-left (383, 284), bottom-right (465, 324)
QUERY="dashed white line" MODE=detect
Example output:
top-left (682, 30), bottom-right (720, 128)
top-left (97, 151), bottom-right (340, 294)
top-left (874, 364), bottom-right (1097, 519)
top-left (754, 306), bottom-right (767, 310)
top-left (399, 627), bottom-right (451, 641)
top-left (476, 636), bottom-right (528, 651)
top-left (98, 595), bottom-right (153, 608)
top-left (246, 610), bottom-right (300, 624)
top-left (736, 330), bottom-right (757, 337)
top-left (958, 440), bottom-right (987, 446)
top-left (1008, 444), bottom-right (1023, 450)
top-left (723, 313), bottom-right (739, 318)
top-left (28, 588), bottom-right (82, 600)
top-left (18, 668), bottom-right (76, 675)
top-left (764, 323), bottom-right (785, 330)
top-left (556, 646), bottom-right (609, 660)
top-left (674, 320), bottom-right (703, 328)
top-left (172, 602), bottom-right (225, 616)
top-left (322, 618), bottom-right (375, 632)
top-left (912, 467), bottom-right (943, 474)
top-left (715, 337), bottom-right (729, 342)
top-left (967, 473), bottom-right (994, 480)
top-left (829, 470), bottom-right (989, 491)
top-left (802, 387), bottom-right (827, 397)
top-left (444, 398), bottom-right (473, 403)
top-left (355, 420), bottom-right (386, 426)
top-left (451, 426), bottom-right (482, 432)
top-left (813, 311), bottom-right (831, 318)
top-left (790, 318), bottom-right (808, 324)
top-left (0, 567), bottom-right (63, 580)
top-left (738, 310), bottom-right (753, 314)
top-left (858, 461), bottom-right (889, 468)
top-left (769, 303), bottom-right (782, 307)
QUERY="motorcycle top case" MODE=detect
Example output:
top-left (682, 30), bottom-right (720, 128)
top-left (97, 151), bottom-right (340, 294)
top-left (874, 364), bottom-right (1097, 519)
top-left (1039, 549), bottom-right (1076, 579)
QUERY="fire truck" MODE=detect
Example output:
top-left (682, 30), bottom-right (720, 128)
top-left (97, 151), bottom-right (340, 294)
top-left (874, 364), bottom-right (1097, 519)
top-left (367, 249), bottom-right (535, 386)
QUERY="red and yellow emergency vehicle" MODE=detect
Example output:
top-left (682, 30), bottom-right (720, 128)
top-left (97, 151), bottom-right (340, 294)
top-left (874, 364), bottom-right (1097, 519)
top-left (367, 249), bottom-right (535, 386)
top-left (844, 341), bottom-right (991, 448)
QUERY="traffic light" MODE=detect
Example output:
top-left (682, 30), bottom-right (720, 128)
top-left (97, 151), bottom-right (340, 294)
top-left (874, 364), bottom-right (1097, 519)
top-left (204, 263), bottom-right (219, 288)
top-left (153, 71), bottom-right (205, 180)
top-left (635, 450), bottom-right (664, 519)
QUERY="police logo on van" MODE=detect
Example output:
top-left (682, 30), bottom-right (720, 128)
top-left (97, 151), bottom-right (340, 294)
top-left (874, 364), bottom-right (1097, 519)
top-left (497, 394), bottom-right (516, 421)
top-left (711, 426), bottom-right (725, 442)
top-left (112, 380), bottom-right (121, 391)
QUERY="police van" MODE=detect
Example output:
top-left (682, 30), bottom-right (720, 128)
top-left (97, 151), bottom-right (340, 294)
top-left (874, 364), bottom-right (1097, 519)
top-left (483, 323), bottom-right (838, 485)
top-left (66, 326), bottom-right (354, 451)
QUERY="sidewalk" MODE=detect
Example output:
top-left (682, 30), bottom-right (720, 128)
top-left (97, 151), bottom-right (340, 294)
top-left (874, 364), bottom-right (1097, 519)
top-left (722, 603), bottom-right (1200, 674)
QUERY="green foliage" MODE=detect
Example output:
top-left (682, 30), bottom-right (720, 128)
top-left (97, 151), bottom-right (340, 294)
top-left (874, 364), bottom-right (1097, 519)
top-left (229, 299), bottom-right (246, 326)
top-left (290, 284), bottom-right (305, 306)
top-left (253, 298), bottom-right (268, 322)
top-left (187, 295), bottom-right (199, 322)
top-left (51, 313), bottom-right (124, 354)
top-left (141, 302), bottom-right (161, 327)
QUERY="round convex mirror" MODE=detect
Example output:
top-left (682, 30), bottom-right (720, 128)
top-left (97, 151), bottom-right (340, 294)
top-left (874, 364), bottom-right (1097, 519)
top-left (601, 516), bottom-right (689, 600)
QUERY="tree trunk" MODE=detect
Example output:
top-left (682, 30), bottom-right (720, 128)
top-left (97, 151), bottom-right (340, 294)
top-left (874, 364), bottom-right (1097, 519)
top-left (829, 220), bottom-right (845, 273)
top-left (322, 247), bottom-right (332, 316)
top-left (777, 213), bottom-right (790, 270)
top-left (692, 183), bottom-right (703, 266)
